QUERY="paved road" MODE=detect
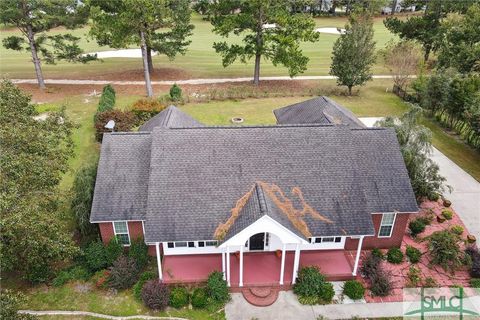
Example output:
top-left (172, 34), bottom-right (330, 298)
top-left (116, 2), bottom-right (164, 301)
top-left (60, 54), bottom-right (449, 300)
top-left (359, 117), bottom-right (480, 241)
top-left (11, 75), bottom-right (404, 86)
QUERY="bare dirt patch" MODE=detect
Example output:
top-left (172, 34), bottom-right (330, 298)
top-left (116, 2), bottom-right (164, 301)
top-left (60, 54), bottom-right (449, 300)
top-left (79, 67), bottom-right (192, 81)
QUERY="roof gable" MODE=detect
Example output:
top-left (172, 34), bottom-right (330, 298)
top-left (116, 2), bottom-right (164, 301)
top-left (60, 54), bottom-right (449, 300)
top-left (138, 105), bottom-right (203, 131)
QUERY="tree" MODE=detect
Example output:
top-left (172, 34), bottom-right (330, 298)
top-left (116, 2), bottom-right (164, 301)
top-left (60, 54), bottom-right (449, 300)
top-left (329, 11), bottom-right (376, 95)
top-left (437, 4), bottom-right (480, 73)
top-left (0, 80), bottom-right (77, 282)
top-left (88, 0), bottom-right (194, 97)
top-left (210, 0), bottom-right (319, 86)
top-left (384, 0), bottom-right (475, 61)
top-left (383, 40), bottom-right (421, 90)
top-left (376, 106), bottom-right (448, 200)
top-left (70, 162), bottom-right (98, 238)
top-left (0, 0), bottom-right (96, 90)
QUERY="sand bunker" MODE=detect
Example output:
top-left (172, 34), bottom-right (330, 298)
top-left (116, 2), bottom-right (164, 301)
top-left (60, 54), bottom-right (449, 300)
top-left (315, 27), bottom-right (345, 35)
top-left (85, 49), bottom-right (158, 59)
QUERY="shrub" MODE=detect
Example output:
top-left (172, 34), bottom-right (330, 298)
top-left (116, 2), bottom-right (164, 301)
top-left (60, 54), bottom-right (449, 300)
top-left (428, 230), bottom-right (463, 272)
top-left (70, 163), bottom-right (98, 238)
top-left (450, 225), bottom-right (464, 235)
top-left (360, 252), bottom-right (382, 278)
top-left (105, 238), bottom-right (123, 266)
top-left (387, 247), bottom-right (404, 264)
top-left (52, 265), bottom-right (91, 287)
top-left (298, 295), bottom-right (319, 305)
top-left (342, 280), bottom-right (365, 300)
top-left (131, 98), bottom-right (166, 122)
top-left (84, 241), bottom-right (108, 272)
top-left (407, 266), bottom-right (422, 287)
top-left (370, 269), bottom-right (393, 296)
top-left (406, 245), bottom-right (422, 263)
top-left (293, 266), bottom-right (334, 304)
top-left (169, 286), bottom-right (189, 308)
top-left (371, 248), bottom-right (384, 259)
top-left (424, 277), bottom-right (438, 287)
top-left (0, 290), bottom-right (34, 320)
top-left (207, 271), bottom-right (229, 303)
top-left (97, 84), bottom-right (116, 113)
top-left (409, 219), bottom-right (426, 237)
top-left (418, 212), bottom-right (435, 225)
top-left (471, 278), bottom-right (480, 288)
top-left (441, 209), bottom-right (453, 220)
top-left (94, 110), bottom-right (137, 142)
top-left (91, 269), bottom-right (110, 289)
top-left (129, 238), bottom-right (149, 270)
top-left (133, 271), bottom-right (156, 301)
top-left (141, 280), bottom-right (170, 310)
top-left (108, 255), bottom-right (139, 289)
top-left (466, 246), bottom-right (480, 278)
top-left (169, 84), bottom-right (182, 101)
top-left (191, 287), bottom-right (208, 308)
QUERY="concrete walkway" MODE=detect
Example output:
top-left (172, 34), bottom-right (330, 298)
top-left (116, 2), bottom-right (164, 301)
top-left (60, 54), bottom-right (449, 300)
top-left (11, 75), bottom-right (403, 86)
top-left (359, 117), bottom-right (480, 241)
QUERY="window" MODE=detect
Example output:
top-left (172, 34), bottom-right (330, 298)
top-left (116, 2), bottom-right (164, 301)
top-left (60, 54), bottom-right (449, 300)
top-left (205, 240), bottom-right (218, 247)
top-left (334, 237), bottom-right (341, 243)
top-left (198, 241), bottom-right (205, 247)
top-left (379, 213), bottom-right (396, 237)
top-left (188, 241), bottom-right (195, 248)
top-left (113, 221), bottom-right (130, 245)
top-left (175, 241), bottom-right (188, 247)
top-left (314, 238), bottom-right (322, 244)
top-left (308, 238), bottom-right (313, 243)
top-left (167, 242), bottom-right (174, 248)
top-left (322, 237), bottom-right (334, 243)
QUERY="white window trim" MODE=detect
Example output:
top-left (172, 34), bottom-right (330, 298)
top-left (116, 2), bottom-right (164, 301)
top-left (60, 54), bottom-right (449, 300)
top-left (112, 221), bottom-right (131, 246)
top-left (378, 213), bottom-right (397, 238)
top-left (166, 240), bottom-right (218, 249)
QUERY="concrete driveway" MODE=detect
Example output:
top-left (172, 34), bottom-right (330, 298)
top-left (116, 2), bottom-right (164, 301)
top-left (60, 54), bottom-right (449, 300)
top-left (359, 117), bottom-right (480, 241)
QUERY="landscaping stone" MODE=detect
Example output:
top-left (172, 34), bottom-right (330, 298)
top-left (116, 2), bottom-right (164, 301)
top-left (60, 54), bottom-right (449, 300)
top-left (437, 215), bottom-right (446, 223)
top-left (443, 199), bottom-right (452, 207)
top-left (467, 234), bottom-right (477, 243)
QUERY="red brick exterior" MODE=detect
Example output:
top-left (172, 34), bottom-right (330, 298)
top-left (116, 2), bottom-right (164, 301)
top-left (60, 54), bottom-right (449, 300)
top-left (345, 213), bottom-right (411, 250)
top-left (98, 221), bottom-right (157, 256)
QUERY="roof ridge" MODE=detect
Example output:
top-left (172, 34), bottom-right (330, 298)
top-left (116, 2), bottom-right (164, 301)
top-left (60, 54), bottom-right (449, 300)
top-left (162, 106), bottom-right (175, 126)
top-left (255, 183), bottom-right (268, 214)
top-left (108, 132), bottom-right (151, 136)
top-left (167, 123), bottom-right (337, 130)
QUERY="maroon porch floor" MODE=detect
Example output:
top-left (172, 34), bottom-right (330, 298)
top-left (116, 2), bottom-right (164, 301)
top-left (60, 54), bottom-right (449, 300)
top-left (162, 250), bottom-right (353, 285)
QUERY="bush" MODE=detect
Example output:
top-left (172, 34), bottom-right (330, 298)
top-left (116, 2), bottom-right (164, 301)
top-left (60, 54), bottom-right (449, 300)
top-left (466, 246), bottom-right (480, 278)
top-left (133, 271), bottom-right (156, 301)
top-left (293, 266), bottom-right (334, 304)
top-left (94, 110), bottom-right (137, 142)
top-left (424, 277), bottom-right (438, 287)
top-left (191, 287), bottom-right (208, 309)
top-left (108, 255), bottom-right (139, 289)
top-left (360, 252), bottom-right (382, 278)
top-left (105, 238), bottom-right (124, 266)
top-left (471, 278), bottom-right (480, 288)
top-left (207, 271), bottom-right (229, 303)
top-left (371, 248), bottom-right (384, 259)
top-left (428, 230), bottom-right (463, 272)
top-left (141, 280), bottom-right (170, 310)
top-left (370, 269), bottom-right (393, 296)
top-left (84, 241), bottom-right (108, 272)
top-left (169, 84), bottom-right (182, 101)
top-left (0, 290), bottom-right (35, 320)
top-left (97, 84), bottom-right (116, 113)
top-left (407, 266), bottom-right (422, 287)
top-left (91, 269), bottom-right (110, 289)
top-left (441, 209), bottom-right (453, 220)
top-left (342, 280), bottom-right (365, 300)
top-left (52, 265), bottom-right (91, 287)
top-left (131, 98), bottom-right (166, 122)
top-left (169, 286), bottom-right (189, 308)
top-left (450, 225), bottom-right (464, 235)
top-left (387, 247), bottom-right (404, 264)
top-left (409, 219), bottom-right (426, 237)
top-left (406, 245), bottom-right (422, 263)
top-left (70, 163), bottom-right (98, 238)
top-left (129, 238), bottom-right (149, 270)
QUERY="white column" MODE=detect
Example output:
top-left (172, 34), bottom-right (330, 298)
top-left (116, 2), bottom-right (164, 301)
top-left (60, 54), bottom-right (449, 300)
top-left (292, 243), bottom-right (301, 284)
top-left (239, 245), bottom-right (244, 287)
top-left (221, 251), bottom-right (226, 280)
top-left (226, 246), bottom-right (231, 287)
top-left (352, 236), bottom-right (365, 276)
top-left (279, 243), bottom-right (286, 285)
top-left (155, 242), bottom-right (162, 281)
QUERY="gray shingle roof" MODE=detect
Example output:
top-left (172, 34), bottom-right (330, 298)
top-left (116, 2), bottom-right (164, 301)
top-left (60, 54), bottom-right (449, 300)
top-left (138, 105), bottom-right (203, 131)
top-left (90, 132), bottom-right (152, 222)
top-left (274, 96), bottom-right (366, 128)
top-left (142, 125), bottom-right (417, 243)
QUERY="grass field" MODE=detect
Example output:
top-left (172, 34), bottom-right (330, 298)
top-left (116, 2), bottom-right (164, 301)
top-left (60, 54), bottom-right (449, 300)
top-left (0, 14), bottom-right (396, 80)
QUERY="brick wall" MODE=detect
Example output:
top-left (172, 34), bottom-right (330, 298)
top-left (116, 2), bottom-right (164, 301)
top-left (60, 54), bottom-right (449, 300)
top-left (98, 221), bottom-right (157, 256)
top-left (345, 213), bottom-right (411, 250)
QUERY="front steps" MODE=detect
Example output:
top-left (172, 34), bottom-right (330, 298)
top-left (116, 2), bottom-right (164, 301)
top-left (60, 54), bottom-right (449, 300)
top-left (241, 286), bottom-right (280, 307)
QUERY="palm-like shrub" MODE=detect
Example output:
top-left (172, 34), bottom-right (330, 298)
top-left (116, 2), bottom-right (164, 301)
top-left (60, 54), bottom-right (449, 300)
top-left (141, 280), bottom-right (169, 310)
top-left (428, 230), bottom-right (463, 272)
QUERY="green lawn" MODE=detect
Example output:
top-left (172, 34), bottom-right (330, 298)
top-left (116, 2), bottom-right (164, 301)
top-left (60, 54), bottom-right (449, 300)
top-left (0, 14), bottom-right (395, 79)
top-left (23, 282), bottom-right (224, 320)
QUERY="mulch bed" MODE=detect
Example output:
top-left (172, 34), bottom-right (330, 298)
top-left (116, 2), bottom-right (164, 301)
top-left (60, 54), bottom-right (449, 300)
top-left (357, 199), bottom-right (476, 303)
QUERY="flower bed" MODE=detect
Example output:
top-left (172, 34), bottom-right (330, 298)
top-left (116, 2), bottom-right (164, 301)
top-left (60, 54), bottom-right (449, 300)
top-left (356, 199), bottom-right (475, 303)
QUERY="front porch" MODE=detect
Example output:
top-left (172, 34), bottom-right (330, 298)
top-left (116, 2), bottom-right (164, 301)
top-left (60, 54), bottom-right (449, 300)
top-left (162, 250), bottom-right (355, 287)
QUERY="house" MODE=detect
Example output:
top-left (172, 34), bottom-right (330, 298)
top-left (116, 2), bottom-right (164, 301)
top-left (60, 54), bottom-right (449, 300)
top-left (90, 98), bottom-right (418, 288)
